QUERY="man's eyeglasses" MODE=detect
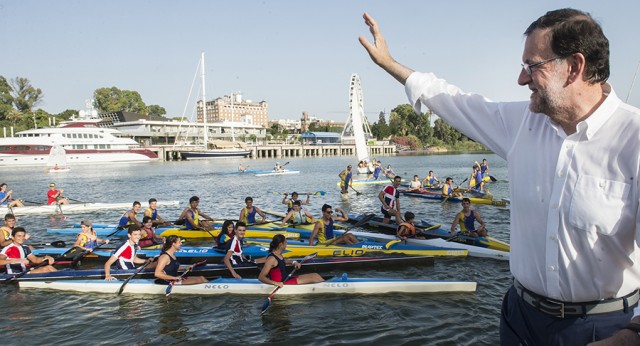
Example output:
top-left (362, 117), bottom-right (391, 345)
top-left (521, 56), bottom-right (562, 76)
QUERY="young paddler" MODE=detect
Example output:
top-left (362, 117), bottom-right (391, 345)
top-left (74, 219), bottom-right (109, 252)
top-left (154, 235), bottom-right (206, 285)
top-left (117, 201), bottom-right (142, 229)
top-left (0, 227), bottom-right (56, 274)
top-left (179, 196), bottom-right (215, 231)
top-left (309, 204), bottom-right (357, 245)
top-left (259, 234), bottom-right (324, 287)
top-left (223, 222), bottom-right (252, 279)
top-left (144, 198), bottom-right (171, 227)
top-left (104, 225), bottom-right (154, 281)
top-left (238, 196), bottom-right (266, 224)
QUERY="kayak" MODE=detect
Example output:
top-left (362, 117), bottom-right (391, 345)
top-left (248, 238), bottom-right (468, 258)
top-left (32, 244), bottom-right (273, 260)
top-left (259, 210), bottom-right (348, 230)
top-left (255, 170), bottom-right (300, 177)
top-left (342, 214), bottom-right (510, 260)
top-left (20, 275), bottom-right (477, 294)
top-left (46, 226), bottom-right (300, 240)
top-left (246, 240), bottom-right (467, 258)
top-left (3, 255), bottom-right (434, 281)
top-left (159, 228), bottom-right (301, 240)
top-left (336, 179), bottom-right (404, 187)
top-left (401, 190), bottom-right (509, 206)
top-left (1, 200), bottom-right (180, 216)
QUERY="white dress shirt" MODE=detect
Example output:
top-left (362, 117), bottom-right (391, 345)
top-left (405, 72), bottom-right (640, 307)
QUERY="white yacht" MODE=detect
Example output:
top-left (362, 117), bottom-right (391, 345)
top-left (0, 113), bottom-right (157, 167)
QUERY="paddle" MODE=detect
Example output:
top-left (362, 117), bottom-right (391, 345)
top-left (384, 239), bottom-right (401, 249)
top-left (66, 197), bottom-right (90, 204)
top-left (165, 260), bottom-right (207, 299)
top-left (272, 191), bottom-right (326, 196)
top-left (349, 186), bottom-right (362, 196)
top-left (324, 213), bottom-right (375, 246)
top-left (4, 247), bottom-right (75, 282)
top-left (21, 199), bottom-right (43, 205)
top-left (489, 175), bottom-right (497, 182)
top-left (70, 239), bottom-right (114, 268)
top-left (260, 252), bottom-right (317, 315)
top-left (28, 240), bottom-right (66, 248)
top-left (117, 257), bottom-right (156, 295)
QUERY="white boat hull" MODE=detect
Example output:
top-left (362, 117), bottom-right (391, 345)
top-left (255, 170), bottom-right (300, 177)
top-left (0, 152), bottom-right (157, 167)
top-left (19, 277), bottom-right (477, 295)
top-left (2, 200), bottom-right (179, 216)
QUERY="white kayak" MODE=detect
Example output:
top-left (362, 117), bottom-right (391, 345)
top-left (20, 276), bottom-right (477, 295)
top-left (255, 170), bottom-right (300, 177)
top-left (1, 200), bottom-right (180, 216)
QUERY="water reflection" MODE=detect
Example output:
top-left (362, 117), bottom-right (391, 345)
top-left (261, 302), bottom-right (291, 343)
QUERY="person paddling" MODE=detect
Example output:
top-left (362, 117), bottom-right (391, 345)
top-left (281, 200), bottom-right (315, 226)
top-left (144, 198), bottom-right (171, 227)
top-left (281, 192), bottom-right (309, 213)
top-left (259, 234), bottom-right (324, 287)
top-left (47, 183), bottom-right (68, 205)
top-left (216, 220), bottom-right (235, 249)
top-left (451, 198), bottom-right (488, 238)
top-left (338, 165), bottom-right (353, 194)
top-left (118, 201), bottom-right (142, 229)
top-left (223, 222), bottom-right (252, 279)
top-left (74, 219), bottom-right (109, 252)
top-left (139, 216), bottom-right (165, 248)
top-left (104, 225), bottom-right (154, 281)
top-left (179, 196), bottom-right (215, 231)
top-left (154, 235), bottom-right (206, 285)
top-left (397, 212), bottom-right (420, 240)
top-left (0, 183), bottom-right (24, 208)
top-left (1, 227), bottom-right (56, 274)
top-left (239, 196), bottom-right (266, 224)
top-left (309, 204), bottom-right (357, 245)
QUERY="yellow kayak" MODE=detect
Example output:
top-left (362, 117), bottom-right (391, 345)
top-left (246, 240), bottom-right (468, 258)
top-left (160, 228), bottom-right (300, 240)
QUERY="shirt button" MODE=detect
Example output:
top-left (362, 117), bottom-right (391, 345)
top-left (548, 265), bottom-right (556, 271)
top-left (550, 235), bottom-right (557, 241)
top-left (557, 171), bottom-right (563, 177)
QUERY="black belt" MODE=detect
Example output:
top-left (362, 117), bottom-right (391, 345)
top-left (514, 279), bottom-right (639, 318)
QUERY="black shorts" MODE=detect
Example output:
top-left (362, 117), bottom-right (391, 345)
top-left (381, 206), bottom-right (391, 218)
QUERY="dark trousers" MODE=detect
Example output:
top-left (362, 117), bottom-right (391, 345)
top-left (500, 285), bottom-right (635, 345)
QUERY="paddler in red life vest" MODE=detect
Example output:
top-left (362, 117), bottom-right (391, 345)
top-left (144, 198), bottom-right (171, 227)
top-left (47, 182), bottom-right (68, 205)
top-left (139, 216), bottom-right (165, 248)
top-left (451, 198), bottom-right (488, 238)
top-left (117, 201), bottom-right (142, 229)
top-left (397, 212), bottom-right (420, 240)
top-left (104, 225), bottom-right (155, 281)
top-left (0, 227), bottom-right (56, 274)
top-left (239, 196), bottom-right (266, 225)
top-left (309, 204), bottom-right (358, 245)
top-left (178, 196), bottom-right (215, 231)
top-left (259, 234), bottom-right (324, 287)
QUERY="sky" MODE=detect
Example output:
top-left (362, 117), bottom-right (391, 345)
top-left (1, 1), bottom-right (639, 123)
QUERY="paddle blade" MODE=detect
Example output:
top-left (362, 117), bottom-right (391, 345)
top-left (353, 214), bottom-right (375, 228)
top-left (50, 240), bottom-right (66, 248)
top-left (165, 281), bottom-right (175, 298)
top-left (260, 296), bottom-right (272, 315)
top-left (313, 191), bottom-right (327, 196)
top-left (489, 175), bottom-right (497, 182)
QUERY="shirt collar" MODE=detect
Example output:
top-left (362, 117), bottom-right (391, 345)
top-left (545, 83), bottom-right (620, 140)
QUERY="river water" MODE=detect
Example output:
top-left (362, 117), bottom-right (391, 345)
top-left (0, 153), bottom-right (512, 345)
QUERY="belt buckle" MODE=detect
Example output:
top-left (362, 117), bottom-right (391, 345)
top-left (536, 297), bottom-right (566, 318)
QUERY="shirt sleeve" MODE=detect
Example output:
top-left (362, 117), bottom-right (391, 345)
top-left (404, 71), bottom-right (530, 159)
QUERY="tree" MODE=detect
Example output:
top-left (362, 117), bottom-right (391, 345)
top-left (388, 104), bottom-right (431, 148)
top-left (0, 76), bottom-right (14, 121)
top-left (147, 105), bottom-right (167, 117)
top-left (94, 87), bottom-right (147, 113)
top-left (10, 77), bottom-right (43, 113)
top-left (371, 111), bottom-right (391, 139)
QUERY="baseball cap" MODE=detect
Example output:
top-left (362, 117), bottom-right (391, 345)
top-left (81, 219), bottom-right (92, 227)
top-left (49, 183), bottom-right (56, 187)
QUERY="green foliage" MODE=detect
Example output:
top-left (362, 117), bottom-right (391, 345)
top-left (94, 87), bottom-right (147, 113)
top-left (9, 77), bottom-right (43, 113)
top-left (0, 76), bottom-right (14, 122)
top-left (371, 111), bottom-right (391, 139)
top-left (387, 104), bottom-right (432, 146)
top-left (392, 135), bottom-right (423, 150)
top-left (147, 104), bottom-right (167, 117)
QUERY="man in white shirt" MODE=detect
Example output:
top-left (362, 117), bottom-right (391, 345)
top-left (360, 8), bottom-right (640, 345)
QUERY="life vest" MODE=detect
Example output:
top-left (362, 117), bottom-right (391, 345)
top-left (139, 227), bottom-right (157, 248)
top-left (185, 209), bottom-right (199, 230)
top-left (77, 232), bottom-right (98, 249)
top-left (397, 222), bottom-right (416, 238)
top-left (459, 211), bottom-right (476, 232)
top-left (145, 207), bottom-right (158, 220)
top-left (1, 226), bottom-right (12, 241)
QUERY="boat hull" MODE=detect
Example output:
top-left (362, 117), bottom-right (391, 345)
top-left (254, 170), bottom-right (300, 177)
top-left (2, 255), bottom-right (434, 281)
top-left (181, 150), bottom-right (250, 159)
top-left (4, 200), bottom-right (179, 216)
top-left (20, 276), bottom-right (477, 294)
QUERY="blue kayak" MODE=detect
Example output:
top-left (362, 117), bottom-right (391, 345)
top-left (32, 244), bottom-right (273, 259)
